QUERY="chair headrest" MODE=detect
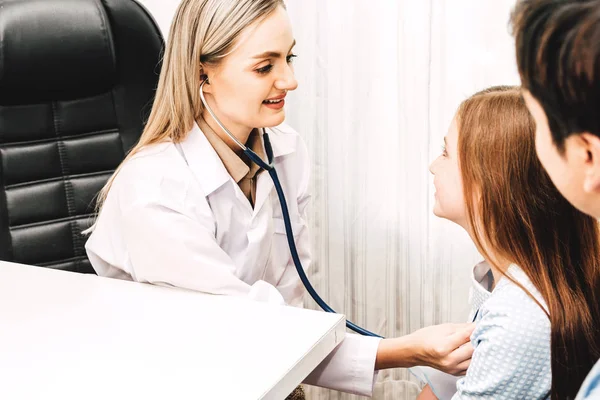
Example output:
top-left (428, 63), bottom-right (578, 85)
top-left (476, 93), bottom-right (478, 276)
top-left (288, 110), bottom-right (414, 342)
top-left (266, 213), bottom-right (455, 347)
top-left (0, 0), bottom-right (118, 105)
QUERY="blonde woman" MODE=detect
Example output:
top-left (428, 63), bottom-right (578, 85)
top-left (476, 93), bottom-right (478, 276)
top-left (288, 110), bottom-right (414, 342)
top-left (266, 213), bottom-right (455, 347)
top-left (85, 0), bottom-right (473, 396)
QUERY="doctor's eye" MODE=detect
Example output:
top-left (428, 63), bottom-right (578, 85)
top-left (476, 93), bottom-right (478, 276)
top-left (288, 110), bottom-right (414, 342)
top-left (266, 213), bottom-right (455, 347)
top-left (286, 54), bottom-right (297, 64)
top-left (256, 64), bottom-right (274, 74)
top-left (256, 55), bottom-right (298, 75)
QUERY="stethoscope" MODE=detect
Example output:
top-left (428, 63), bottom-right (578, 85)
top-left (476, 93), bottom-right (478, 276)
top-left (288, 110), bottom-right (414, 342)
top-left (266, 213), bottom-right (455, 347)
top-left (199, 81), bottom-right (382, 338)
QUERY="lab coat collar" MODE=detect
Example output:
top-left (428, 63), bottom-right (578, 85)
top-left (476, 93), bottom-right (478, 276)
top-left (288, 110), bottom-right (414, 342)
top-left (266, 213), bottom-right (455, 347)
top-left (265, 124), bottom-right (297, 158)
top-left (180, 122), bottom-right (297, 197)
top-left (251, 125), bottom-right (298, 214)
top-left (179, 122), bottom-right (230, 196)
top-left (197, 116), bottom-right (264, 184)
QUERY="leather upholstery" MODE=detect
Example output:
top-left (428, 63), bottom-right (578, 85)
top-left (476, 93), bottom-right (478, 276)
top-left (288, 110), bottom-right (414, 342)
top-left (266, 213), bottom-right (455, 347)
top-left (0, 0), bottom-right (163, 272)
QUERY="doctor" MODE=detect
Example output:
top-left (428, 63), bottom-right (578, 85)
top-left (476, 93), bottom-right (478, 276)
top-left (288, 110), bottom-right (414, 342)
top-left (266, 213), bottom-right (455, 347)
top-left (85, 0), bottom-right (474, 396)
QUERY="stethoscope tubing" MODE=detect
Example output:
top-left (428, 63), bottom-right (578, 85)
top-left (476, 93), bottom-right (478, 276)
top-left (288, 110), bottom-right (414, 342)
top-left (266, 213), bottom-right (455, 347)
top-left (200, 81), bottom-right (382, 338)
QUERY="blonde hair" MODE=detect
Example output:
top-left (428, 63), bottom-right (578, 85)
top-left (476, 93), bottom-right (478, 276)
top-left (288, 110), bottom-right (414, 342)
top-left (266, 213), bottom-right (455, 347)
top-left (87, 0), bottom-right (285, 230)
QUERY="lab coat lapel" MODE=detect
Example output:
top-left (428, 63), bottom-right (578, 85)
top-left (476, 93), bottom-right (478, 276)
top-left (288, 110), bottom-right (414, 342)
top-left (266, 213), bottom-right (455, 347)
top-left (252, 126), bottom-right (297, 216)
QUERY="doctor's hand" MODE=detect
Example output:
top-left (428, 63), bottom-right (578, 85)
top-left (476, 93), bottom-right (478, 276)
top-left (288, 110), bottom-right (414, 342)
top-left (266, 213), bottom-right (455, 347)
top-left (375, 322), bottom-right (474, 375)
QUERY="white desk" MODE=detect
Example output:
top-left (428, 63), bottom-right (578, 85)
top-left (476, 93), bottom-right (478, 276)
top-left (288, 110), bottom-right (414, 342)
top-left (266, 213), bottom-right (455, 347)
top-left (0, 262), bottom-right (345, 399)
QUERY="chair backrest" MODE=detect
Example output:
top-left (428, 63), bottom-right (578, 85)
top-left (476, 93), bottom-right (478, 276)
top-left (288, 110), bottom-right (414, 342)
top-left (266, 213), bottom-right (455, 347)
top-left (0, 0), bottom-right (164, 273)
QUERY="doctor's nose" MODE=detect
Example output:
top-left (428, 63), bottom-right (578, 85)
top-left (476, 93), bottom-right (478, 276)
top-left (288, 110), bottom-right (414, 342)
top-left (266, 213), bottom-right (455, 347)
top-left (275, 64), bottom-right (298, 92)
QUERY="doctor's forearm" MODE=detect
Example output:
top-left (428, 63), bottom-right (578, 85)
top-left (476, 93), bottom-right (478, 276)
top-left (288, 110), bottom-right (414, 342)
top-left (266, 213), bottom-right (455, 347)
top-left (375, 337), bottom-right (419, 370)
top-left (374, 324), bottom-right (474, 374)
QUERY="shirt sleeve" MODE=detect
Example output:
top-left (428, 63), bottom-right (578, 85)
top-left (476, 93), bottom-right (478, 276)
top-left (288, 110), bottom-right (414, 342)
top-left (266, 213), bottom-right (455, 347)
top-left (452, 299), bottom-right (551, 399)
top-left (304, 333), bottom-right (380, 396)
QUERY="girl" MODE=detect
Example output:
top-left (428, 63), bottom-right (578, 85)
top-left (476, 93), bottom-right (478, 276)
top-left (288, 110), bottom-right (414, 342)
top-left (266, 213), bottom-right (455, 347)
top-left (420, 86), bottom-right (600, 399)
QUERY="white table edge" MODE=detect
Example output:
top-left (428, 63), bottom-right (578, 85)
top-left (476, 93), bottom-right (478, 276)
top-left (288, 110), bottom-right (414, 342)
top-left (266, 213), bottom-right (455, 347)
top-left (261, 313), bottom-right (346, 399)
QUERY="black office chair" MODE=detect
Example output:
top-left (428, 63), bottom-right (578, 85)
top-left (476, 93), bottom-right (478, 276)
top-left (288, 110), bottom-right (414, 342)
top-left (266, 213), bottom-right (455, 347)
top-left (0, 0), bottom-right (163, 273)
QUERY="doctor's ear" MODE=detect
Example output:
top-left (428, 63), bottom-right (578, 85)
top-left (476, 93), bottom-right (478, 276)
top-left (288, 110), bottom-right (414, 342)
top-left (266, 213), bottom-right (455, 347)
top-left (200, 69), bottom-right (213, 94)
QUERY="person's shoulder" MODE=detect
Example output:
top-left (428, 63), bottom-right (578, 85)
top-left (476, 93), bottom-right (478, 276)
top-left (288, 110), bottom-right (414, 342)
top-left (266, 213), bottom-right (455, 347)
top-left (118, 142), bottom-right (189, 180)
top-left (113, 142), bottom-right (201, 211)
top-left (488, 266), bottom-right (547, 317)
top-left (476, 267), bottom-right (550, 346)
top-left (123, 141), bottom-right (179, 171)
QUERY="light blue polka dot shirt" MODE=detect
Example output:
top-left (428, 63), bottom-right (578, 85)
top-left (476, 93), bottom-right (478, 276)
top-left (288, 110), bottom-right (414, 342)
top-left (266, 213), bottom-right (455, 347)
top-left (411, 262), bottom-right (552, 399)
top-left (454, 263), bottom-right (551, 399)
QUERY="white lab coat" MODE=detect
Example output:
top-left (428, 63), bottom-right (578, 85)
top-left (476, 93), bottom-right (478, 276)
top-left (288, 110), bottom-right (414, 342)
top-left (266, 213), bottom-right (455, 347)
top-left (85, 121), bottom-right (380, 396)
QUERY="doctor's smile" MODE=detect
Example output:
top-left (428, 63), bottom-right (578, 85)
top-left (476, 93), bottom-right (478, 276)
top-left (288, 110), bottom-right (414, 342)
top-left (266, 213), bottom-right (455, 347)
top-left (263, 93), bottom-right (287, 109)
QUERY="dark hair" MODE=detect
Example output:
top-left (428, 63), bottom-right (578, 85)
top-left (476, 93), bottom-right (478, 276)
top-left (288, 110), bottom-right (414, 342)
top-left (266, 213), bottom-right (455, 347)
top-left (458, 85), bottom-right (600, 400)
top-left (511, 0), bottom-right (600, 152)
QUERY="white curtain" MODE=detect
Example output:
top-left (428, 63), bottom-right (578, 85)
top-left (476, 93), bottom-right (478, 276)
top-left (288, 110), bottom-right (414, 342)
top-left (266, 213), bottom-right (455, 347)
top-left (137, 1), bottom-right (520, 398)
top-left (285, 1), bottom-right (518, 398)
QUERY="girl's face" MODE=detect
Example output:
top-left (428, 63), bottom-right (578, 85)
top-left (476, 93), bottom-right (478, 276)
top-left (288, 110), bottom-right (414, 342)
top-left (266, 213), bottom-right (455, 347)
top-left (429, 117), bottom-right (468, 228)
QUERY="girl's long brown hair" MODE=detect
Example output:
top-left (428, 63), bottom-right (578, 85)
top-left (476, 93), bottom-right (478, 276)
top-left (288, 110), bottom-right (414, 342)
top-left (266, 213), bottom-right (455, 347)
top-left (457, 86), bottom-right (600, 400)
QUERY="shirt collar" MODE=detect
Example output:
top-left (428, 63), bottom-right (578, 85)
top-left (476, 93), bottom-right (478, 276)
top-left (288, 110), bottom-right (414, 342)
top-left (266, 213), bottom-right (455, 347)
top-left (470, 262), bottom-right (546, 315)
top-left (178, 120), bottom-right (297, 197)
top-left (470, 261), bottom-right (494, 313)
top-left (196, 116), bottom-right (265, 183)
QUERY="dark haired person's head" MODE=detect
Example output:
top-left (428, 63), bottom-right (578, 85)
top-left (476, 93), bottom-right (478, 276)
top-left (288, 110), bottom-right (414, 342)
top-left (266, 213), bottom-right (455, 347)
top-left (512, 0), bottom-right (600, 218)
